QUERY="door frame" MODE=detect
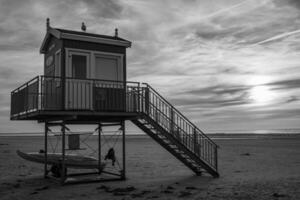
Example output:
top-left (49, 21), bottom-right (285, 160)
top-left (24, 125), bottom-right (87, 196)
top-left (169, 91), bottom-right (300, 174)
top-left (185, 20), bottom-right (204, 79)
top-left (65, 50), bottom-right (91, 78)
top-left (65, 49), bottom-right (92, 110)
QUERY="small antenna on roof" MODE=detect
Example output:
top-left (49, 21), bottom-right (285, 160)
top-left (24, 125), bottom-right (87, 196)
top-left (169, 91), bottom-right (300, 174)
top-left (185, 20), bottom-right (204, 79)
top-left (115, 28), bottom-right (118, 37)
top-left (81, 22), bottom-right (86, 32)
top-left (46, 18), bottom-right (50, 31)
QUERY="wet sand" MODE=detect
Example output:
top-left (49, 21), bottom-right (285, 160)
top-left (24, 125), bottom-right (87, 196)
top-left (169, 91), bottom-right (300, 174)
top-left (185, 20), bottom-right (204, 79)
top-left (0, 134), bottom-right (299, 200)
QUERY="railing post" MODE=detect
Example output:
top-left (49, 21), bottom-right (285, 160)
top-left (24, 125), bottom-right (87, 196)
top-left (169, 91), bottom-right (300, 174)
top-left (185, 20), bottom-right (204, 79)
top-left (170, 108), bottom-right (174, 134)
top-left (214, 146), bottom-right (218, 171)
top-left (93, 79), bottom-right (95, 111)
top-left (145, 86), bottom-right (149, 115)
top-left (140, 87), bottom-right (144, 113)
top-left (39, 76), bottom-right (42, 110)
top-left (193, 127), bottom-right (197, 154)
top-left (41, 76), bottom-right (44, 110)
top-left (133, 87), bottom-right (137, 112)
top-left (123, 80), bottom-right (126, 112)
top-left (35, 77), bottom-right (38, 110)
top-left (62, 76), bottom-right (65, 110)
top-left (137, 83), bottom-right (140, 112)
top-left (10, 92), bottom-right (12, 117)
top-left (25, 82), bottom-right (29, 113)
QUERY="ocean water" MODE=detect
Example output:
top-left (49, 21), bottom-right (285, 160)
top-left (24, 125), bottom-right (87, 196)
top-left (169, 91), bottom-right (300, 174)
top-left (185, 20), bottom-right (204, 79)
top-left (0, 129), bottom-right (300, 139)
top-left (207, 128), bottom-right (300, 135)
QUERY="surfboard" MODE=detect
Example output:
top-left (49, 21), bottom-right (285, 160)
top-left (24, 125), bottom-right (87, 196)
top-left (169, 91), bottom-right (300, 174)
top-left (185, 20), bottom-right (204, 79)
top-left (17, 150), bottom-right (105, 169)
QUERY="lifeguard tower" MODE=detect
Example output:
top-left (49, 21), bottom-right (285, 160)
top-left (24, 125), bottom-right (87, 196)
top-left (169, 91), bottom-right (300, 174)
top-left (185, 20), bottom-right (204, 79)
top-left (11, 19), bottom-right (219, 184)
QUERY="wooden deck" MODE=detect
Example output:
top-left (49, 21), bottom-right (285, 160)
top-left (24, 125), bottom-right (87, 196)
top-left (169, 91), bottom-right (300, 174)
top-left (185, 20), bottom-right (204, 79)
top-left (11, 76), bottom-right (143, 122)
top-left (11, 109), bottom-right (140, 122)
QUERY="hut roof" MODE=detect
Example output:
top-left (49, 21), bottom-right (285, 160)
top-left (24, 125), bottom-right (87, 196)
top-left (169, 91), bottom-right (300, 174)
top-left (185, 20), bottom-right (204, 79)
top-left (40, 27), bottom-right (131, 53)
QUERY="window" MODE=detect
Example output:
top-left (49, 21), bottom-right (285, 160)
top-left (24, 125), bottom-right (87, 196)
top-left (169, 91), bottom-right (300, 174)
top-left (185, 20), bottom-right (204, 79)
top-left (54, 51), bottom-right (61, 87)
top-left (72, 55), bottom-right (87, 79)
top-left (54, 51), bottom-right (61, 77)
top-left (95, 57), bottom-right (118, 81)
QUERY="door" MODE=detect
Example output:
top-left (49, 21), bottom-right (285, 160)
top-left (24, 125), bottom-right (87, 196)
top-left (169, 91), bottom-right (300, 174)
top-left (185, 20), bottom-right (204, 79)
top-left (65, 51), bottom-right (92, 110)
top-left (93, 54), bottom-right (125, 111)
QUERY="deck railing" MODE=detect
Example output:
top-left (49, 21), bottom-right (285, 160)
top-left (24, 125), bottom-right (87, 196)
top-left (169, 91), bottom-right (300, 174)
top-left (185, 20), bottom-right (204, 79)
top-left (11, 76), bottom-right (40, 116)
top-left (11, 76), bottom-right (141, 117)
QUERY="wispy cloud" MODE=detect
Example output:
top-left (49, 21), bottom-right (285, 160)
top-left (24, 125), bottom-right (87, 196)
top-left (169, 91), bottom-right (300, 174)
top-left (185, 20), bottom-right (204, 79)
top-left (254, 29), bottom-right (300, 45)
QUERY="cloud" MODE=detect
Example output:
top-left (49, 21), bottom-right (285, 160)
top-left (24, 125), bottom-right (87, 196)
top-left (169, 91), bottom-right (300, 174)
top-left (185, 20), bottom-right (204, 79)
top-left (285, 96), bottom-right (299, 103)
top-left (250, 108), bottom-right (300, 119)
top-left (267, 78), bottom-right (300, 90)
top-left (173, 96), bottom-right (250, 108)
top-left (288, 0), bottom-right (300, 9)
top-left (0, 0), bottom-right (300, 132)
top-left (273, 0), bottom-right (300, 10)
top-left (169, 84), bottom-right (251, 108)
top-left (254, 29), bottom-right (300, 45)
top-left (182, 84), bottom-right (250, 96)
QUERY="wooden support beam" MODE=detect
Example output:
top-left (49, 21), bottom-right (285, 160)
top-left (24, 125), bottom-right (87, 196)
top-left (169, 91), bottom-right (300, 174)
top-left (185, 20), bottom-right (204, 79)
top-left (61, 121), bottom-right (66, 184)
top-left (121, 120), bottom-right (126, 180)
top-left (100, 122), bottom-right (122, 126)
top-left (38, 115), bottom-right (77, 123)
top-left (44, 122), bottom-right (48, 178)
top-left (98, 123), bottom-right (102, 174)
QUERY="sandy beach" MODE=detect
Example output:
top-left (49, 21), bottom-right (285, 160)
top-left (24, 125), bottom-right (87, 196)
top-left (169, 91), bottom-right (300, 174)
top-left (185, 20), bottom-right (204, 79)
top-left (0, 134), bottom-right (299, 200)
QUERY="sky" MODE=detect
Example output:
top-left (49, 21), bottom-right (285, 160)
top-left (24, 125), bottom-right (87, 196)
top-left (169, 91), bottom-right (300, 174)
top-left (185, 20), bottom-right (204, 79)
top-left (0, 0), bottom-right (300, 133)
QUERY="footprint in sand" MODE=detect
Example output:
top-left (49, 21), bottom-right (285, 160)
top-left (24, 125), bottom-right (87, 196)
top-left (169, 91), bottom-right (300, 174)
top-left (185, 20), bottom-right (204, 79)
top-left (178, 191), bottom-right (192, 197)
top-left (240, 153), bottom-right (251, 156)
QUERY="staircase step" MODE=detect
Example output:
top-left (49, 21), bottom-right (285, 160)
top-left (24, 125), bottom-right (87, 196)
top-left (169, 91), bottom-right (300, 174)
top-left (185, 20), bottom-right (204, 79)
top-left (131, 117), bottom-right (219, 178)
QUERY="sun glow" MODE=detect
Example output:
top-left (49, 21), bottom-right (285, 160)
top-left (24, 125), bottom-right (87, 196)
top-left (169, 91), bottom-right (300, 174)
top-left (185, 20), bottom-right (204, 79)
top-left (250, 85), bottom-right (275, 105)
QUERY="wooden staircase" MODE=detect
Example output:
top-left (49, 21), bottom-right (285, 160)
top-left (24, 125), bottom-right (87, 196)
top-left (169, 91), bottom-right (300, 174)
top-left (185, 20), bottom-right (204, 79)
top-left (130, 84), bottom-right (219, 178)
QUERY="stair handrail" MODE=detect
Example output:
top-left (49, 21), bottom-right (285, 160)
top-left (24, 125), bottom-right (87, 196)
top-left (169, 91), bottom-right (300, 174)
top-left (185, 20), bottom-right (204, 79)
top-left (144, 99), bottom-right (199, 147)
top-left (138, 85), bottom-right (218, 171)
top-left (142, 83), bottom-right (218, 147)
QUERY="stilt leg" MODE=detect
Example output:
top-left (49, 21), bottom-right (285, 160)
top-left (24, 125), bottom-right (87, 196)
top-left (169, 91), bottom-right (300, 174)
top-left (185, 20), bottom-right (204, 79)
top-left (61, 121), bottom-right (66, 184)
top-left (121, 120), bottom-right (126, 180)
top-left (98, 123), bottom-right (102, 174)
top-left (44, 122), bottom-right (48, 178)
